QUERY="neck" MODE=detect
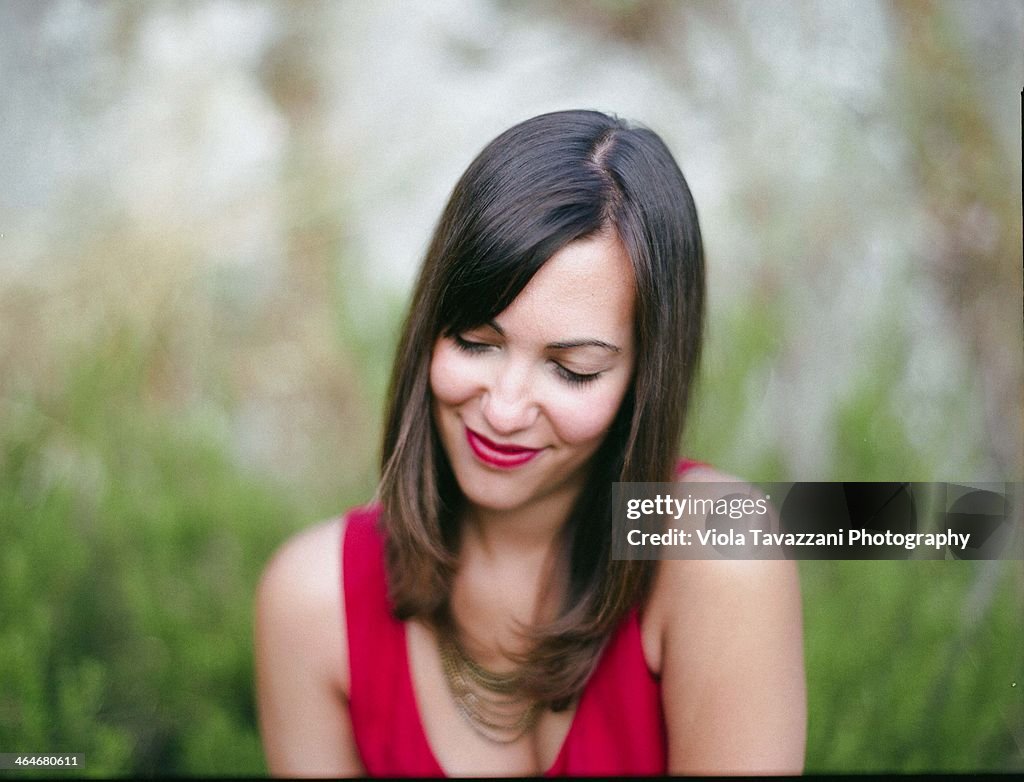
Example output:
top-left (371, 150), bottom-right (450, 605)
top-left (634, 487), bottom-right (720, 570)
top-left (453, 485), bottom-right (579, 640)
top-left (460, 484), bottom-right (578, 562)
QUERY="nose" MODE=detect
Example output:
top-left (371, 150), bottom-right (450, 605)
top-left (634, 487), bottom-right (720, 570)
top-left (481, 359), bottom-right (539, 435)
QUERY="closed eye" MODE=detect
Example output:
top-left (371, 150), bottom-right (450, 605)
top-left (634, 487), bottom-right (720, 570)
top-left (553, 363), bottom-right (602, 387)
top-left (452, 334), bottom-right (494, 353)
top-left (453, 333), bottom-right (603, 387)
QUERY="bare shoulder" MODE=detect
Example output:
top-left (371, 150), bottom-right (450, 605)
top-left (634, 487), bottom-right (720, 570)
top-left (645, 466), bottom-right (806, 773)
top-left (255, 515), bottom-right (364, 775)
top-left (255, 516), bottom-right (348, 689)
top-left (651, 465), bottom-right (782, 619)
top-left (649, 463), bottom-right (798, 656)
top-left (648, 552), bottom-right (802, 633)
top-left (258, 517), bottom-right (345, 602)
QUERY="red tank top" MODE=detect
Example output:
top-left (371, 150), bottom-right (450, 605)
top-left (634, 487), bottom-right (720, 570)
top-left (342, 459), bottom-right (704, 776)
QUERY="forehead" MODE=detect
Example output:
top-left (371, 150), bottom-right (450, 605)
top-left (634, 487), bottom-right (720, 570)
top-left (495, 232), bottom-right (635, 342)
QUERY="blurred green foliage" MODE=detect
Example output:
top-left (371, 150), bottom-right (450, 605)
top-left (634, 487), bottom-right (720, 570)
top-left (2, 306), bottom-right (1021, 776)
top-left (802, 560), bottom-right (1022, 772)
top-left (1, 328), bottom-right (326, 776)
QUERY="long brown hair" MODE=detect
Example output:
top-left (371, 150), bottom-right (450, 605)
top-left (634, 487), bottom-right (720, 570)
top-left (377, 110), bottom-right (704, 708)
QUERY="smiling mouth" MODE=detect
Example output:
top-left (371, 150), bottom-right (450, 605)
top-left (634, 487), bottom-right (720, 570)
top-left (465, 427), bottom-right (542, 469)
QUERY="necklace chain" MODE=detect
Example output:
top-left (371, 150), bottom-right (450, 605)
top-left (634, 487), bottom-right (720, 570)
top-left (438, 633), bottom-right (541, 744)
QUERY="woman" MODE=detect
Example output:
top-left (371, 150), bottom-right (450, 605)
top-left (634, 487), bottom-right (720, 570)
top-left (254, 110), bottom-right (806, 776)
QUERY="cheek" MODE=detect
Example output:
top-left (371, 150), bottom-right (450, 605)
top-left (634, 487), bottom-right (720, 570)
top-left (546, 382), bottom-right (629, 445)
top-left (429, 342), bottom-right (478, 407)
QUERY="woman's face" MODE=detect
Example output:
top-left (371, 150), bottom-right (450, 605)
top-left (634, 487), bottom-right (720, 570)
top-left (430, 231), bottom-right (636, 521)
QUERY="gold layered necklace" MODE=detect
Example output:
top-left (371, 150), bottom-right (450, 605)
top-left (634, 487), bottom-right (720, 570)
top-left (438, 633), bottom-right (542, 744)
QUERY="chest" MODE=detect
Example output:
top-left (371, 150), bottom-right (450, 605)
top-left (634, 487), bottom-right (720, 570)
top-left (349, 609), bottom-right (666, 777)
top-left (406, 620), bottom-right (574, 775)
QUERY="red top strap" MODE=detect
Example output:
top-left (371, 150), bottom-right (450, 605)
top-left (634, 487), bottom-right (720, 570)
top-left (341, 469), bottom-right (700, 776)
top-left (343, 505), bottom-right (444, 775)
top-left (675, 457), bottom-right (706, 476)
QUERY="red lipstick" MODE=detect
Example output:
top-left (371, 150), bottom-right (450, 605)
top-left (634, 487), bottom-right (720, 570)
top-left (465, 427), bottom-right (542, 469)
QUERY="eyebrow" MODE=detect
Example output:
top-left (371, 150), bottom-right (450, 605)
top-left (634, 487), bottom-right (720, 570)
top-left (483, 320), bottom-right (622, 353)
top-left (547, 339), bottom-right (621, 353)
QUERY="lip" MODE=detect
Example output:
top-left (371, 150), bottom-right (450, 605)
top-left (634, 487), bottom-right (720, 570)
top-left (465, 427), bottom-right (542, 469)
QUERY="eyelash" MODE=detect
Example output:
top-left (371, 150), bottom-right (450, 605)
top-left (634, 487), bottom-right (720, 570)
top-left (554, 364), bottom-right (602, 387)
top-left (452, 335), bottom-right (603, 387)
top-left (452, 335), bottom-right (491, 354)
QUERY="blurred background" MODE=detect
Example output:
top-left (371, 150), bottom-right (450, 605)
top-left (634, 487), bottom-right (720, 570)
top-left (1, 0), bottom-right (1021, 775)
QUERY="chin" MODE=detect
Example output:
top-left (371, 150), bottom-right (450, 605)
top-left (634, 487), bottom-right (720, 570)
top-left (452, 456), bottom-right (594, 519)
top-left (454, 469), bottom-right (537, 514)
